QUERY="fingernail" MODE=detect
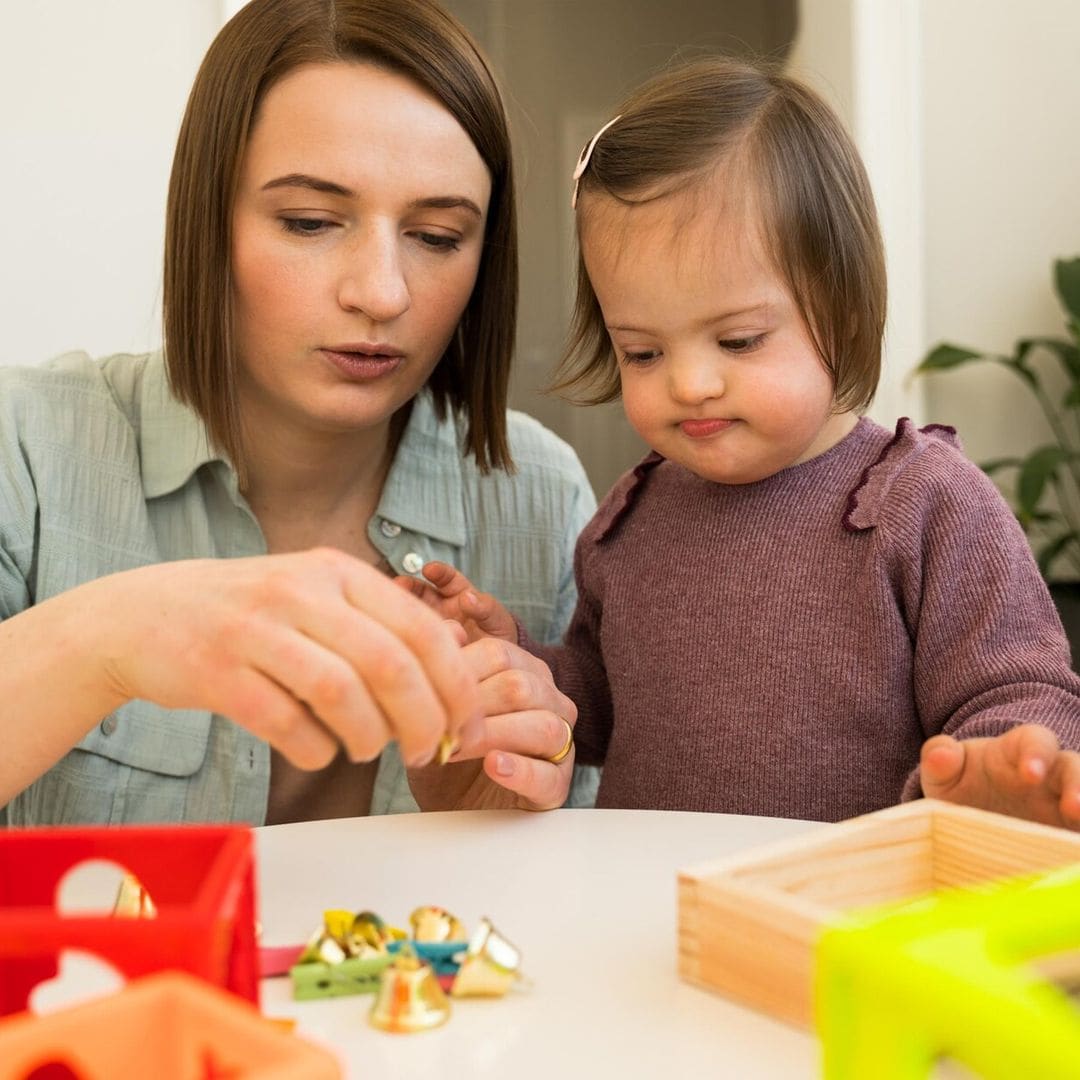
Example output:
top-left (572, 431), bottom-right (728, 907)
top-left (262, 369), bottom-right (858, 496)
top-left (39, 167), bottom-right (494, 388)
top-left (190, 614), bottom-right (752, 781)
top-left (493, 752), bottom-right (514, 777)
top-left (409, 748), bottom-right (436, 769)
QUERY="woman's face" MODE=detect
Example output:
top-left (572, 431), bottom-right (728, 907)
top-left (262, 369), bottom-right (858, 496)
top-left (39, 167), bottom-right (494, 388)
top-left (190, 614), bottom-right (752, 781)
top-left (230, 61), bottom-right (491, 440)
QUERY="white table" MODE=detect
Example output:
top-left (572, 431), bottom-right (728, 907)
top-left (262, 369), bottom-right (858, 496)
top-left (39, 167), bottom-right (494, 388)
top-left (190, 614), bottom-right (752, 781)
top-left (257, 809), bottom-right (824, 1079)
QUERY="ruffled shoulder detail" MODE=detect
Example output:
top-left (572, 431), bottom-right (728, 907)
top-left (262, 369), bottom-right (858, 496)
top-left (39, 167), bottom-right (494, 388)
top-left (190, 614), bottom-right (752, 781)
top-left (593, 451), bottom-right (665, 542)
top-left (843, 418), bottom-right (960, 532)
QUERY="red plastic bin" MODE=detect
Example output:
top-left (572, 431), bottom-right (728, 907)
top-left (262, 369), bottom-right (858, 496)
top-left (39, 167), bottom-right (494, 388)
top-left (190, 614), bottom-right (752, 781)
top-left (0, 825), bottom-right (258, 1016)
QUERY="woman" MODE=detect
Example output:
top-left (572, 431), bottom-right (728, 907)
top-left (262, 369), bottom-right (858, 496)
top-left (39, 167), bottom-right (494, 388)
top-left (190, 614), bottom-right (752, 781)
top-left (0, 0), bottom-right (596, 825)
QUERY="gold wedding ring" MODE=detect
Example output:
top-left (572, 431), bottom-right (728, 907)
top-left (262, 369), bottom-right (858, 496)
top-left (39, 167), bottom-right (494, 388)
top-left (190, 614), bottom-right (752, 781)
top-left (546, 717), bottom-right (574, 764)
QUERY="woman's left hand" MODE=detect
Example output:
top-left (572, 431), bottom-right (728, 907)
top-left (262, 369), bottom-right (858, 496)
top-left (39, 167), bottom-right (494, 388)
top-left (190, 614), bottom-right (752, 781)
top-left (406, 632), bottom-right (577, 812)
top-left (920, 723), bottom-right (1080, 829)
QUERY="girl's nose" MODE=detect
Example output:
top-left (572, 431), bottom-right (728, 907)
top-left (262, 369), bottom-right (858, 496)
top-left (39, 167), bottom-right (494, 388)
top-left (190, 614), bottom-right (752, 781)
top-left (668, 353), bottom-right (724, 405)
top-left (337, 229), bottom-right (410, 323)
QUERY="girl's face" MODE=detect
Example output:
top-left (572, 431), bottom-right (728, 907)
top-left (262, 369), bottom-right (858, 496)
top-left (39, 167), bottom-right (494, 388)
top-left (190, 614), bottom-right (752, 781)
top-left (230, 62), bottom-right (490, 441)
top-left (581, 188), bottom-right (857, 485)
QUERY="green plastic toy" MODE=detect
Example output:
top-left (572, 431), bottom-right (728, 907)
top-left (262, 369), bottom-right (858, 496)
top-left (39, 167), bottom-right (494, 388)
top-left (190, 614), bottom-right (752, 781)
top-left (816, 863), bottom-right (1080, 1079)
top-left (290, 953), bottom-right (395, 1000)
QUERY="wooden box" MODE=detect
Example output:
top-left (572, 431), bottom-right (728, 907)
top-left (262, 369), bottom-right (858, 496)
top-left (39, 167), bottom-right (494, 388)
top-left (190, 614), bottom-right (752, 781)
top-left (677, 799), bottom-right (1080, 1028)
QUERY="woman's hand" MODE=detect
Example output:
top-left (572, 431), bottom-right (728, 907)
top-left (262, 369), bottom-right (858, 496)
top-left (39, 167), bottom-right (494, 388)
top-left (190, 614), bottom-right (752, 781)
top-left (103, 548), bottom-right (482, 768)
top-left (406, 633), bottom-right (577, 812)
top-left (395, 561), bottom-right (518, 643)
top-left (920, 724), bottom-right (1080, 829)
top-left (1, 547), bottom-right (482, 803)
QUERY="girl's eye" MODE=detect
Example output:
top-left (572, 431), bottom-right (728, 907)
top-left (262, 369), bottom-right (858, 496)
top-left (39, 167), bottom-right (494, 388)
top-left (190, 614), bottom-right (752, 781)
top-left (280, 217), bottom-right (334, 236)
top-left (719, 334), bottom-right (765, 353)
top-left (414, 232), bottom-right (460, 252)
top-left (619, 349), bottom-right (661, 367)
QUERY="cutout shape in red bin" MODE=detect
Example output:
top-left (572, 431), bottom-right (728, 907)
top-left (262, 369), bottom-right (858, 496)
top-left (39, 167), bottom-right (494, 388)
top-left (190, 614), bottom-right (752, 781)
top-left (0, 825), bottom-right (258, 1016)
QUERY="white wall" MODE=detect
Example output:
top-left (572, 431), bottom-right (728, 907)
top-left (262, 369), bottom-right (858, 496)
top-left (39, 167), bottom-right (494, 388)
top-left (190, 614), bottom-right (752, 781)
top-left (920, 0), bottom-right (1080, 465)
top-left (0, 1), bottom-right (220, 366)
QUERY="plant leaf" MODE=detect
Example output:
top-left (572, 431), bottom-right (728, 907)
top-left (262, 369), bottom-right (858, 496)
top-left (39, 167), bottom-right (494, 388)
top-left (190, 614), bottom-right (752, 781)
top-left (1054, 257), bottom-right (1080, 326)
top-left (1017, 445), bottom-right (1069, 515)
top-left (988, 353), bottom-right (1037, 390)
top-left (1017, 336), bottom-right (1080, 382)
top-left (979, 456), bottom-right (1023, 475)
top-left (915, 344), bottom-right (986, 372)
top-left (1037, 531), bottom-right (1079, 577)
top-left (1015, 507), bottom-right (1061, 533)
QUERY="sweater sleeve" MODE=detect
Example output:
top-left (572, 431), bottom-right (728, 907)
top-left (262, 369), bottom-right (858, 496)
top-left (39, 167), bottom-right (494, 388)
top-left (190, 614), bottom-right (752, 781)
top-left (876, 440), bottom-right (1080, 799)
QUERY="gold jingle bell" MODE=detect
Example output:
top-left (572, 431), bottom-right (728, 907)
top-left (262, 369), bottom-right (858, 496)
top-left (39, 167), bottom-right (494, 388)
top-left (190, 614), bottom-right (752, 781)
top-left (369, 945), bottom-right (451, 1033)
top-left (451, 917), bottom-right (523, 998)
top-left (113, 873), bottom-right (157, 919)
top-left (347, 910), bottom-right (402, 956)
top-left (409, 905), bottom-right (466, 943)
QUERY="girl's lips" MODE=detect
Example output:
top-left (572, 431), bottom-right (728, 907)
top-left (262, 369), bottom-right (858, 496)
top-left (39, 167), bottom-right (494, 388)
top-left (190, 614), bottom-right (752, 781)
top-left (320, 348), bottom-right (404, 379)
top-left (679, 417), bottom-right (734, 438)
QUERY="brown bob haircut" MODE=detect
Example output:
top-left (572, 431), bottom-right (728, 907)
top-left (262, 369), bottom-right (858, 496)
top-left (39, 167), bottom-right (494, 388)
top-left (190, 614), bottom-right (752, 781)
top-left (558, 56), bottom-right (886, 411)
top-left (164, 0), bottom-right (517, 477)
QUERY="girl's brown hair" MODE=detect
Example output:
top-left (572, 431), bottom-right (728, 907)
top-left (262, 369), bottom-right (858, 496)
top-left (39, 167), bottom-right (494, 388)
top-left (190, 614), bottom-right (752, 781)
top-left (558, 56), bottom-right (886, 410)
top-left (164, 0), bottom-right (517, 477)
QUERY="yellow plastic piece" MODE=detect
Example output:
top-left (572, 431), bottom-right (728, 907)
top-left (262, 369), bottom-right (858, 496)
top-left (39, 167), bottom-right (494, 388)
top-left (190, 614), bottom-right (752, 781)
top-left (816, 863), bottom-right (1080, 1079)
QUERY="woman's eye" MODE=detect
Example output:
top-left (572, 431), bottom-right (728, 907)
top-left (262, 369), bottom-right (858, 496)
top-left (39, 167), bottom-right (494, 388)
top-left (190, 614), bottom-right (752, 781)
top-left (414, 232), bottom-right (460, 252)
top-left (280, 217), bottom-right (333, 236)
top-left (719, 335), bottom-right (765, 353)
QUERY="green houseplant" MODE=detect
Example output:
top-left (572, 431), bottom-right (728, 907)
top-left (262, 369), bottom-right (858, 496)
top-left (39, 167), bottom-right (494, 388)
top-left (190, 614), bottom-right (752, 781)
top-left (916, 257), bottom-right (1080, 580)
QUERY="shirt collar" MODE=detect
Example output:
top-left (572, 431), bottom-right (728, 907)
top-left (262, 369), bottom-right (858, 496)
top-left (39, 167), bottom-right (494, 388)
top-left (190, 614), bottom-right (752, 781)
top-left (138, 355), bottom-right (467, 545)
top-left (138, 351), bottom-right (227, 499)
top-left (376, 392), bottom-right (467, 547)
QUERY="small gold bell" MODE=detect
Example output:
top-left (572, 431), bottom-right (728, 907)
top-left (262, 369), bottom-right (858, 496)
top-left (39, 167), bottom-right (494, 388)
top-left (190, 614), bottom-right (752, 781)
top-left (410, 905), bottom-right (466, 943)
top-left (369, 945), bottom-right (451, 1033)
top-left (451, 917), bottom-right (523, 998)
top-left (113, 872), bottom-right (157, 919)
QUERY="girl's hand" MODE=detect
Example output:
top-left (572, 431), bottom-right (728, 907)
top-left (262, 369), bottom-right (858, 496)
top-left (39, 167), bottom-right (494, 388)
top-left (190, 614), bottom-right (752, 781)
top-left (394, 561), bottom-right (518, 643)
top-left (407, 633), bottom-right (577, 812)
top-left (98, 548), bottom-right (480, 770)
top-left (919, 724), bottom-right (1080, 830)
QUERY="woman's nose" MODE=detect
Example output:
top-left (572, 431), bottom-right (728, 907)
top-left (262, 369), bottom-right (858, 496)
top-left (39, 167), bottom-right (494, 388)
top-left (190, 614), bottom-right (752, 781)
top-left (337, 229), bottom-right (410, 323)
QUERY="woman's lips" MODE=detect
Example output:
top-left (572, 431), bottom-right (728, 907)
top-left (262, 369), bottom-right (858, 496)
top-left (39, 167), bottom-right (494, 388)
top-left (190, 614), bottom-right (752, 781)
top-left (679, 417), bottom-right (734, 438)
top-left (320, 348), bottom-right (404, 379)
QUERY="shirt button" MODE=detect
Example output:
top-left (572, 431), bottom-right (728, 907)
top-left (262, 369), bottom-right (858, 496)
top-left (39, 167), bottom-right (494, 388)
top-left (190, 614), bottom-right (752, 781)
top-left (379, 519), bottom-right (401, 538)
top-left (100, 715), bottom-right (118, 736)
top-left (402, 552), bottom-right (424, 575)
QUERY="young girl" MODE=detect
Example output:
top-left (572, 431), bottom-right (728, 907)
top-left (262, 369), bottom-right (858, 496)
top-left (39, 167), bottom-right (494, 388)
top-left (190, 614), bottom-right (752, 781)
top-left (407, 56), bottom-right (1080, 827)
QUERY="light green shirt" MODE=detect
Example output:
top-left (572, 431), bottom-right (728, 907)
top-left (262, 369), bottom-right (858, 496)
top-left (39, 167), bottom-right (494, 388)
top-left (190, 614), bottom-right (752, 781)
top-left (0, 351), bottom-right (598, 825)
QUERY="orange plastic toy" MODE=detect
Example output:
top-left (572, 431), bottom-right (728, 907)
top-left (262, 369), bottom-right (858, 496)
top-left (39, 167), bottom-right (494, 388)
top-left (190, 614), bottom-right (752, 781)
top-left (0, 971), bottom-right (340, 1079)
top-left (0, 825), bottom-right (258, 1015)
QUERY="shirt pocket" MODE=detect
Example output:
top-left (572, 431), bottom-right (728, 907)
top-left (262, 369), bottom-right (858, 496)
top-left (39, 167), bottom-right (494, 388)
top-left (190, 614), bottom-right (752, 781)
top-left (75, 701), bottom-right (212, 776)
top-left (4, 703), bottom-right (214, 826)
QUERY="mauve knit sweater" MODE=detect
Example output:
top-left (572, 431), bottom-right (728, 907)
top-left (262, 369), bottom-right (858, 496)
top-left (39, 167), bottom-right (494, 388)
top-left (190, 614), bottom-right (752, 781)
top-left (521, 417), bottom-right (1080, 820)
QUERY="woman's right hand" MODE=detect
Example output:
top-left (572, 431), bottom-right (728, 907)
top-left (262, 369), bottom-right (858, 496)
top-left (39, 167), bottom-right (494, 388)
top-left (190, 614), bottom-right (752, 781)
top-left (1, 547), bottom-right (481, 802)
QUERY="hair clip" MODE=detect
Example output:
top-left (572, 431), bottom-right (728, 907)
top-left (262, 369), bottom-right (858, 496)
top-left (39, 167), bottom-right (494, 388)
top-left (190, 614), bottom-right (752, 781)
top-left (571, 115), bottom-right (622, 209)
